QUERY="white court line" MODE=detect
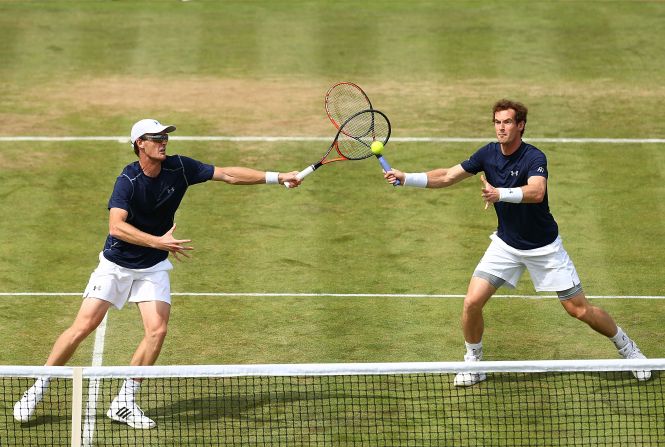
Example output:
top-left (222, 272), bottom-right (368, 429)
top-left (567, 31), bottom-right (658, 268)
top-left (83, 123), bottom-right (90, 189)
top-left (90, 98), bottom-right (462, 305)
top-left (82, 312), bottom-right (108, 447)
top-left (0, 136), bottom-right (664, 144)
top-left (0, 292), bottom-right (663, 299)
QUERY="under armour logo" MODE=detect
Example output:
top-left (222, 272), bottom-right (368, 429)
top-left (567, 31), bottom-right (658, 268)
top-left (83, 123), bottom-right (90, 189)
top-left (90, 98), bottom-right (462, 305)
top-left (510, 170), bottom-right (519, 176)
top-left (537, 167), bottom-right (544, 173)
top-left (167, 187), bottom-right (175, 194)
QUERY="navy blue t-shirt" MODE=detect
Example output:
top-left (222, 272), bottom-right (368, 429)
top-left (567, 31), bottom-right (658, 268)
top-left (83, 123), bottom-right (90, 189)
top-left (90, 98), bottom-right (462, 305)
top-left (460, 142), bottom-right (558, 250)
top-left (103, 155), bottom-right (215, 269)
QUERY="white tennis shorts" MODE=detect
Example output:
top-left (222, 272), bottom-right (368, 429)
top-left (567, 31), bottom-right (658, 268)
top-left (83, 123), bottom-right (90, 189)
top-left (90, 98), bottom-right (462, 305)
top-left (83, 252), bottom-right (173, 309)
top-left (474, 233), bottom-right (580, 292)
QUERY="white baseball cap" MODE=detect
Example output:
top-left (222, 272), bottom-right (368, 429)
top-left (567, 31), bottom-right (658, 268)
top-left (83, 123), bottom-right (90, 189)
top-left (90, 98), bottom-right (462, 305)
top-left (130, 119), bottom-right (176, 145)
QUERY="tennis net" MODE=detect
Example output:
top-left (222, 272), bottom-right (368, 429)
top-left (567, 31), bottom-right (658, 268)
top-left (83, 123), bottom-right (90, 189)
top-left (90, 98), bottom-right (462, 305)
top-left (2, 359), bottom-right (664, 446)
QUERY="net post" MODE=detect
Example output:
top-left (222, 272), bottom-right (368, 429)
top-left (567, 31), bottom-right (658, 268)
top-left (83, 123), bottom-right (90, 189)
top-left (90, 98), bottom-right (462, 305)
top-left (71, 367), bottom-right (83, 447)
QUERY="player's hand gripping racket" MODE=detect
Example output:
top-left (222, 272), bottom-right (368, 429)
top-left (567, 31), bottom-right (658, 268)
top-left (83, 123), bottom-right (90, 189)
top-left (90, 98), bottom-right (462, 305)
top-left (325, 82), bottom-right (400, 185)
top-left (285, 109), bottom-right (391, 188)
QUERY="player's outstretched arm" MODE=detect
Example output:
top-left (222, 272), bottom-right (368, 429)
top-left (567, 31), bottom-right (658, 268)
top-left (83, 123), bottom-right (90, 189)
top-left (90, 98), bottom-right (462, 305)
top-left (426, 164), bottom-right (473, 188)
top-left (385, 164), bottom-right (472, 189)
top-left (212, 167), bottom-right (301, 187)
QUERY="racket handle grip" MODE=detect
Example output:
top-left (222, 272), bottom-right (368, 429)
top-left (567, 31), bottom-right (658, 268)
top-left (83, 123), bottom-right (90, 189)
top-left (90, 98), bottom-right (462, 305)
top-left (376, 154), bottom-right (401, 186)
top-left (284, 165), bottom-right (315, 189)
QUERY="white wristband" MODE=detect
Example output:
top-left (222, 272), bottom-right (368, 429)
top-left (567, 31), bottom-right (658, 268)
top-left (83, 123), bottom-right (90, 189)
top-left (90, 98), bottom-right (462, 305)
top-left (265, 171), bottom-right (280, 185)
top-left (498, 187), bottom-right (523, 203)
top-left (404, 172), bottom-right (428, 188)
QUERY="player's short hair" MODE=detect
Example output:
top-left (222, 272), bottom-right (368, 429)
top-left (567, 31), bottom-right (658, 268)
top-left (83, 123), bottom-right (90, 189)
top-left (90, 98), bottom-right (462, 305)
top-left (493, 99), bottom-right (528, 135)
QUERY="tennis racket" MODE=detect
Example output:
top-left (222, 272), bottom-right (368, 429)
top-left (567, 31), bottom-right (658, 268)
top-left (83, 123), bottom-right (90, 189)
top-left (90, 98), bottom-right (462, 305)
top-left (285, 109), bottom-right (391, 188)
top-left (325, 82), bottom-right (373, 129)
top-left (324, 82), bottom-right (400, 185)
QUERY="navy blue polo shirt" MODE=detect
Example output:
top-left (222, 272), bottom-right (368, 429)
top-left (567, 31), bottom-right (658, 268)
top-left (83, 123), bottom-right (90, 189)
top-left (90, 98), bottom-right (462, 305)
top-left (461, 142), bottom-right (558, 250)
top-left (103, 155), bottom-right (214, 269)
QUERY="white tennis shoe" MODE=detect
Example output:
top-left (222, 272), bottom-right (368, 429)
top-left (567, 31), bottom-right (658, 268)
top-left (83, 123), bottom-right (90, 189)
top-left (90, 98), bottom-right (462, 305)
top-left (13, 382), bottom-right (46, 422)
top-left (618, 341), bottom-right (651, 381)
top-left (453, 353), bottom-right (487, 387)
top-left (107, 398), bottom-right (156, 429)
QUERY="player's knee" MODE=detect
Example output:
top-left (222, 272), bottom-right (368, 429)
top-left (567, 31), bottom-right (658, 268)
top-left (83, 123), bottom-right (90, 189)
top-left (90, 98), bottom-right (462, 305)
top-left (463, 296), bottom-right (485, 315)
top-left (145, 325), bottom-right (168, 343)
top-left (564, 303), bottom-right (588, 320)
top-left (69, 320), bottom-right (100, 342)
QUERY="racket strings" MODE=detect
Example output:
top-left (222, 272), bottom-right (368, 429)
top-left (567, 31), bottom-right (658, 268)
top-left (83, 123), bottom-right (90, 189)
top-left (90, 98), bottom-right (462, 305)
top-left (325, 83), bottom-right (372, 128)
top-left (336, 110), bottom-right (390, 160)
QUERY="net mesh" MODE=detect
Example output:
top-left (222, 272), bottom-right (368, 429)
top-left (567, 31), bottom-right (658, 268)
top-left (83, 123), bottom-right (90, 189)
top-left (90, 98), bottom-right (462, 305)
top-left (1, 377), bottom-right (72, 446)
top-left (2, 360), bottom-right (664, 446)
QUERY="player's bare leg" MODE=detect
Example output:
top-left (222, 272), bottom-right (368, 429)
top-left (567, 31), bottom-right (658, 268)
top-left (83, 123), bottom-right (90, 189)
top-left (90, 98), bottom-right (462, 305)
top-left (131, 300), bottom-right (171, 367)
top-left (108, 300), bottom-right (171, 429)
top-left (559, 292), bottom-right (616, 337)
top-left (46, 298), bottom-right (111, 366)
top-left (14, 298), bottom-right (110, 422)
top-left (561, 292), bottom-right (650, 381)
top-left (454, 277), bottom-right (496, 387)
top-left (461, 277), bottom-right (497, 343)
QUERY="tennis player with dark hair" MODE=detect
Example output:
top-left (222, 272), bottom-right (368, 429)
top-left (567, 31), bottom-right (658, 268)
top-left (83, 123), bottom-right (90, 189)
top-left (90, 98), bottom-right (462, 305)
top-left (14, 119), bottom-right (302, 428)
top-left (384, 99), bottom-right (650, 386)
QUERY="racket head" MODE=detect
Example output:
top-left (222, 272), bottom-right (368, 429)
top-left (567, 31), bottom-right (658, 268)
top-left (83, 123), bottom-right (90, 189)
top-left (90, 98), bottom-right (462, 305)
top-left (325, 82), bottom-right (373, 130)
top-left (334, 109), bottom-right (391, 160)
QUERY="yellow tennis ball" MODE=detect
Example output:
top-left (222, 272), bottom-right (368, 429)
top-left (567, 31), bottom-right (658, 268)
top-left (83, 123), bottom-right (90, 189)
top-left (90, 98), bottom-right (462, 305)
top-left (371, 141), bottom-right (384, 155)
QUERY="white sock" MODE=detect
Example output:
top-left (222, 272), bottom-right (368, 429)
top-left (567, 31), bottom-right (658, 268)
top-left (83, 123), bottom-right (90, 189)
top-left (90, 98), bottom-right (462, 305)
top-left (465, 341), bottom-right (483, 358)
top-left (610, 327), bottom-right (630, 350)
top-left (117, 378), bottom-right (141, 403)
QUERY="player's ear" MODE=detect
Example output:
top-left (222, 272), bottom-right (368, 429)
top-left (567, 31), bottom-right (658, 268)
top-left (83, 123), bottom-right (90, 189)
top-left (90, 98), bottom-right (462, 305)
top-left (134, 139), bottom-right (147, 157)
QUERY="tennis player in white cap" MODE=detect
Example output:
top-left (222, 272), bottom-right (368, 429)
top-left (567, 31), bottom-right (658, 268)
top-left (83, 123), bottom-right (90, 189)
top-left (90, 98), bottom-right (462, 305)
top-left (14, 119), bottom-right (301, 429)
